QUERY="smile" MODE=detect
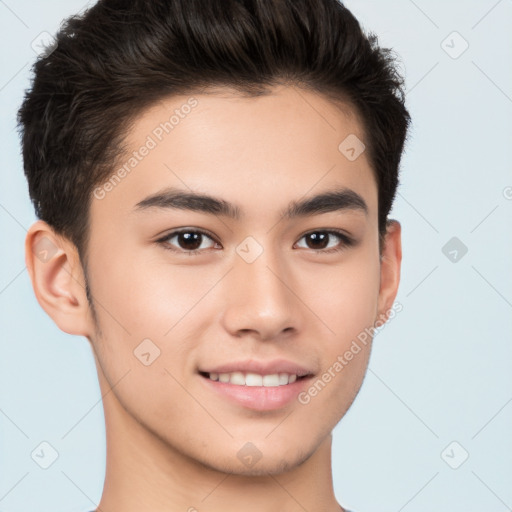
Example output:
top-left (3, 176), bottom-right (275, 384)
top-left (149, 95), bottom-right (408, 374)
top-left (202, 371), bottom-right (303, 387)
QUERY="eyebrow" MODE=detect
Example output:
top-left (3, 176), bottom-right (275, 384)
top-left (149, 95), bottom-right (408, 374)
top-left (133, 186), bottom-right (368, 220)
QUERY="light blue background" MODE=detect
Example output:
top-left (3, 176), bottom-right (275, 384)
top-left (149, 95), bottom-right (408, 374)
top-left (1, 1), bottom-right (511, 511)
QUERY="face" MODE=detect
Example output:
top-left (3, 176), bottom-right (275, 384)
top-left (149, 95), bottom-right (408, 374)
top-left (84, 84), bottom-right (392, 475)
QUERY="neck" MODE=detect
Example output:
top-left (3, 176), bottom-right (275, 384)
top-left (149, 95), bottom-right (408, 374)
top-left (93, 368), bottom-right (344, 512)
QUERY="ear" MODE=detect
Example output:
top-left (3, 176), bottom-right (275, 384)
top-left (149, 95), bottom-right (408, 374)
top-left (376, 219), bottom-right (402, 320)
top-left (25, 220), bottom-right (94, 337)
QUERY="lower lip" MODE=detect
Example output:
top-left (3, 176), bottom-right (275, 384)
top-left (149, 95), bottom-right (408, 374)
top-left (200, 374), bottom-right (313, 411)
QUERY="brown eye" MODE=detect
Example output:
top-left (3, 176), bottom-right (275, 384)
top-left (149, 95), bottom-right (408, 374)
top-left (304, 232), bottom-right (330, 249)
top-left (175, 232), bottom-right (203, 250)
top-left (295, 230), bottom-right (354, 252)
top-left (158, 229), bottom-right (218, 254)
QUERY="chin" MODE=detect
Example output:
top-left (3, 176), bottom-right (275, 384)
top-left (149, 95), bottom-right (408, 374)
top-left (214, 456), bottom-right (294, 477)
top-left (199, 443), bottom-right (314, 477)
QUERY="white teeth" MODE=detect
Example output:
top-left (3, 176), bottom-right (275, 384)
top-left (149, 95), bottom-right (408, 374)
top-left (262, 374), bottom-right (280, 387)
top-left (245, 373), bottom-right (263, 386)
top-left (230, 371), bottom-right (245, 385)
top-left (206, 371), bottom-right (301, 387)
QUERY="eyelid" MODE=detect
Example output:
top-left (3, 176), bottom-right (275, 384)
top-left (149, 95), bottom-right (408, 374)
top-left (155, 228), bottom-right (220, 255)
top-left (156, 227), bottom-right (356, 254)
top-left (295, 227), bottom-right (354, 244)
top-left (155, 227), bottom-right (218, 242)
top-left (294, 229), bottom-right (355, 253)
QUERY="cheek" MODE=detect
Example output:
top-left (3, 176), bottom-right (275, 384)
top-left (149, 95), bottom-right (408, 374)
top-left (86, 246), bottom-right (227, 382)
top-left (297, 250), bottom-right (381, 346)
top-left (88, 245), bottom-right (211, 332)
top-left (295, 255), bottom-right (380, 424)
top-left (85, 250), bottom-right (207, 423)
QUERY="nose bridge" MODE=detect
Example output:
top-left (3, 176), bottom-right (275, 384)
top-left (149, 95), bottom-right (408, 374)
top-left (234, 239), bottom-right (289, 305)
top-left (221, 237), bottom-right (299, 338)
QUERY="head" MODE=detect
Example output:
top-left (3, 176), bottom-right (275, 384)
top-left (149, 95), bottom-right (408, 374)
top-left (19, 0), bottom-right (410, 476)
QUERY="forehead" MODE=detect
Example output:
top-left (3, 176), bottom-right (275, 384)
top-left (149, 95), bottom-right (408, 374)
top-left (90, 85), bottom-right (377, 225)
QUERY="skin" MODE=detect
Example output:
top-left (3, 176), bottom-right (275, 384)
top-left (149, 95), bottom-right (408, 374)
top-left (25, 84), bottom-right (401, 512)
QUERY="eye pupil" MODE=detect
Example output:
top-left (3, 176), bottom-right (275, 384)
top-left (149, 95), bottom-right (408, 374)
top-left (178, 232), bottom-right (202, 250)
top-left (307, 232), bottom-right (329, 249)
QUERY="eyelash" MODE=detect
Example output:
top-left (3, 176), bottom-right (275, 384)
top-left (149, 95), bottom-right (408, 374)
top-left (155, 228), bottom-right (355, 256)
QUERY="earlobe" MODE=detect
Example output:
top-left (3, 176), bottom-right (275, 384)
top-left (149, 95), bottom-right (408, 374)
top-left (377, 219), bottom-right (402, 320)
top-left (25, 220), bottom-right (93, 337)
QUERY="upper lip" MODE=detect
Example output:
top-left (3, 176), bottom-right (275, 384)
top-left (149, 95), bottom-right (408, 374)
top-left (199, 359), bottom-right (314, 378)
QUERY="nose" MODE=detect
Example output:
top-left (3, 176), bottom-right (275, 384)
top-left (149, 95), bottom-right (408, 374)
top-left (220, 246), bottom-right (302, 341)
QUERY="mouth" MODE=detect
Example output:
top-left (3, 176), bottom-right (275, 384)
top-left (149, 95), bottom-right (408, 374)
top-left (199, 371), bottom-right (310, 387)
top-left (198, 370), bottom-right (314, 411)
